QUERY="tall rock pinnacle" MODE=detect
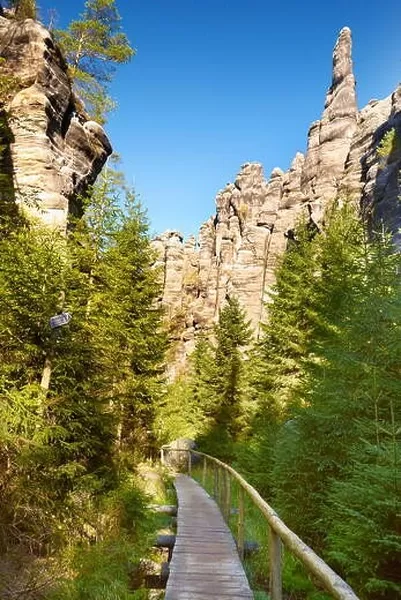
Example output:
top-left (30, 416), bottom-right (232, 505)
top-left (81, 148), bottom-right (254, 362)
top-left (326, 27), bottom-right (357, 119)
top-left (302, 26), bottom-right (358, 203)
top-left (331, 26), bottom-right (354, 86)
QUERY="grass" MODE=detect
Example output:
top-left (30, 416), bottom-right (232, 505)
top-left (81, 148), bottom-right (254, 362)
top-left (46, 464), bottom-right (176, 600)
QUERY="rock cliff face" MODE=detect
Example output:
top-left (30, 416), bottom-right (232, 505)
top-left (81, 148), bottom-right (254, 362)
top-left (0, 17), bottom-right (112, 228)
top-left (154, 27), bottom-right (401, 374)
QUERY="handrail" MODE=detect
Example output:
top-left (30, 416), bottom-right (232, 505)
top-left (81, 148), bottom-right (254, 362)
top-left (161, 446), bottom-right (360, 600)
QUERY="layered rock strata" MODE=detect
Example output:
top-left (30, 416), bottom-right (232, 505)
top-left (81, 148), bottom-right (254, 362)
top-left (0, 17), bottom-right (112, 228)
top-left (154, 27), bottom-right (401, 374)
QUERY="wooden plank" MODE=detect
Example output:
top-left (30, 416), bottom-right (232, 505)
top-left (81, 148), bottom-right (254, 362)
top-left (165, 474), bottom-right (253, 600)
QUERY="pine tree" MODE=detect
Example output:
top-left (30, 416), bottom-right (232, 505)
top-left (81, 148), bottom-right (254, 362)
top-left (195, 297), bottom-right (252, 457)
top-left (0, 221), bottom-right (116, 552)
top-left (251, 220), bottom-right (318, 418)
top-left (96, 191), bottom-right (167, 459)
top-left (232, 221), bottom-right (319, 493)
top-left (0, 224), bottom-right (69, 389)
top-left (263, 199), bottom-right (401, 600)
top-left (154, 335), bottom-right (218, 445)
top-left (213, 297), bottom-right (252, 435)
top-left (319, 231), bottom-right (401, 599)
top-left (0, 163), bottom-right (167, 554)
top-left (5, 0), bottom-right (36, 19)
top-left (326, 426), bottom-right (401, 599)
top-left (154, 375), bottom-right (198, 442)
top-left (67, 162), bottom-right (168, 458)
top-left (56, 0), bottom-right (134, 123)
top-left (266, 202), bottom-right (363, 540)
top-left (191, 335), bottom-right (218, 421)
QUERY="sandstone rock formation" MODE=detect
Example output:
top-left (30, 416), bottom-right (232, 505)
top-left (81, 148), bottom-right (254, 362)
top-left (302, 27), bottom-right (358, 204)
top-left (0, 17), bottom-right (112, 229)
top-left (161, 438), bottom-right (197, 469)
top-left (155, 26), bottom-right (401, 374)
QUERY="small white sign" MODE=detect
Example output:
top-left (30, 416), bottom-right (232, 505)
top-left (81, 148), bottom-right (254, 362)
top-left (50, 312), bottom-right (72, 329)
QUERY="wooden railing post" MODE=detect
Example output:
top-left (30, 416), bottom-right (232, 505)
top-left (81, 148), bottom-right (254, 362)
top-left (221, 469), bottom-right (226, 511)
top-left (160, 447), bottom-right (165, 465)
top-left (218, 467), bottom-right (223, 508)
top-left (202, 455), bottom-right (207, 487)
top-left (187, 449), bottom-right (191, 475)
top-left (219, 466), bottom-right (225, 509)
top-left (213, 464), bottom-right (218, 499)
top-left (224, 471), bottom-right (231, 522)
top-left (237, 486), bottom-right (245, 560)
top-left (269, 526), bottom-right (283, 600)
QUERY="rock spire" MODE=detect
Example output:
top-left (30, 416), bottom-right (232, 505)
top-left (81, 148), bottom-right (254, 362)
top-left (155, 26), bottom-right (401, 374)
top-left (302, 26), bottom-right (358, 204)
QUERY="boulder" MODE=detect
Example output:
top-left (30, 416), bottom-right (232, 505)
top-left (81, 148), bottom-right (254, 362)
top-left (162, 438), bottom-right (197, 469)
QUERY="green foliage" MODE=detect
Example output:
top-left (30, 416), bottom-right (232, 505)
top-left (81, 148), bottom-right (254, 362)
top-left (232, 418), bottom-right (278, 498)
top-left (153, 334), bottom-right (217, 445)
top-left (190, 335), bottom-right (218, 423)
top-left (268, 202), bottom-right (369, 542)
top-left (154, 334), bottom-right (219, 445)
top-left (5, 0), bottom-right (37, 19)
top-left (195, 297), bottom-right (252, 458)
top-left (212, 296), bottom-right (252, 435)
top-left (154, 376), bottom-right (203, 442)
top-left (281, 555), bottom-right (331, 600)
top-left (52, 539), bottom-right (139, 600)
top-left (0, 224), bottom-right (70, 386)
top-left (252, 222), bottom-right (318, 416)
top-left (242, 198), bottom-right (401, 598)
top-left (377, 127), bottom-right (399, 160)
top-left (232, 221), bottom-right (318, 495)
top-left (0, 223), bottom-right (116, 554)
top-left (75, 166), bottom-right (166, 451)
top-left (0, 162), bottom-right (168, 597)
top-left (48, 478), bottom-right (153, 600)
top-left (56, 0), bottom-right (134, 123)
top-left (156, 297), bottom-right (252, 455)
top-left (326, 426), bottom-right (401, 598)
top-left (98, 194), bottom-right (167, 457)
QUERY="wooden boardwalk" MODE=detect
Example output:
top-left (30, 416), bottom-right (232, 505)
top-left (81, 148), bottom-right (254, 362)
top-left (165, 474), bottom-right (253, 600)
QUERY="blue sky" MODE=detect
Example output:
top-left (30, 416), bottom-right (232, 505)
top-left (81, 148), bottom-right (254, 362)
top-left (38, 0), bottom-right (401, 237)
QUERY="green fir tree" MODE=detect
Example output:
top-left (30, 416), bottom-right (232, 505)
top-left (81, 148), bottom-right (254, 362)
top-left (248, 198), bottom-right (401, 597)
top-left (196, 296), bottom-right (252, 458)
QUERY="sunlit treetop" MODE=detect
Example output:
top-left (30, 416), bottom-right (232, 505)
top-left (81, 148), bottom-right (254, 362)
top-left (56, 0), bottom-right (134, 123)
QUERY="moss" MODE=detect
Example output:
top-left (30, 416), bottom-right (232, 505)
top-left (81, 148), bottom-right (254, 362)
top-left (238, 201), bottom-right (249, 220)
top-left (377, 128), bottom-right (400, 161)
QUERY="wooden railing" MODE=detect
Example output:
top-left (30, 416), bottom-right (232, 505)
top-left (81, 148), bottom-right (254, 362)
top-left (161, 446), bottom-right (360, 600)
